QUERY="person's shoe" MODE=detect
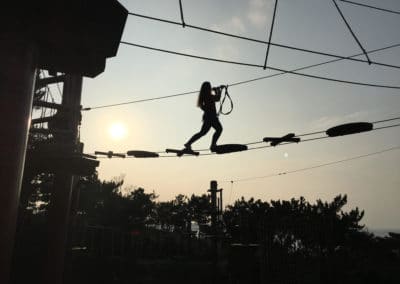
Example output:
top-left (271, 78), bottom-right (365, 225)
top-left (210, 145), bottom-right (218, 152)
top-left (184, 143), bottom-right (192, 150)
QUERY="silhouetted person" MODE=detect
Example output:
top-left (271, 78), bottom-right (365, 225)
top-left (184, 81), bottom-right (223, 151)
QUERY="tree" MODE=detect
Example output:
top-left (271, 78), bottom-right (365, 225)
top-left (77, 177), bottom-right (157, 230)
top-left (154, 193), bottom-right (212, 234)
top-left (155, 201), bottom-right (175, 231)
top-left (188, 194), bottom-right (212, 225)
top-left (124, 187), bottom-right (157, 229)
top-left (223, 195), bottom-right (366, 251)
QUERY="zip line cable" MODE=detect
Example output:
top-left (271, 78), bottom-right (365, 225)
top-left (233, 119), bottom-right (400, 152)
top-left (93, 134), bottom-right (329, 159)
top-left (373, 117), bottom-right (400, 124)
top-left (374, 123), bottom-right (400, 131)
top-left (339, 0), bottom-right (400, 15)
top-left (154, 117), bottom-right (400, 154)
top-left (331, 0), bottom-right (371, 64)
top-left (225, 145), bottom-right (400, 183)
top-left (93, 118), bottom-right (400, 158)
top-left (95, 122), bottom-right (400, 159)
top-left (126, 11), bottom-right (400, 70)
top-left (82, 89), bottom-right (198, 110)
top-left (120, 41), bottom-right (400, 90)
top-left (239, 136), bottom-right (330, 153)
top-left (82, 43), bottom-right (400, 111)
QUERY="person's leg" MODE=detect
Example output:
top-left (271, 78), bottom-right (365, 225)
top-left (185, 120), bottom-right (211, 148)
top-left (210, 117), bottom-right (223, 149)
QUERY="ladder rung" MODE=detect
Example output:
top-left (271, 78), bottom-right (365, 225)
top-left (33, 100), bottom-right (64, 110)
top-left (29, 128), bottom-right (72, 135)
top-left (31, 116), bottom-right (55, 124)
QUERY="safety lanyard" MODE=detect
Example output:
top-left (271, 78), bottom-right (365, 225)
top-left (218, 85), bottom-right (233, 116)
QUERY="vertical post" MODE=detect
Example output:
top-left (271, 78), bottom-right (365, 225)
top-left (44, 74), bottom-right (82, 284)
top-left (208, 180), bottom-right (219, 283)
top-left (0, 39), bottom-right (36, 284)
top-left (208, 180), bottom-right (218, 236)
top-left (219, 188), bottom-right (223, 220)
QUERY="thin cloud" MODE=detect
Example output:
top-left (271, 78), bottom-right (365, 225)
top-left (211, 16), bottom-right (246, 34)
top-left (214, 43), bottom-right (240, 59)
top-left (210, 17), bottom-right (245, 59)
top-left (309, 111), bottom-right (370, 130)
top-left (210, 0), bottom-right (274, 59)
top-left (247, 0), bottom-right (274, 29)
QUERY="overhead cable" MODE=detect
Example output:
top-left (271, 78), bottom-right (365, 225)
top-left (229, 43), bottom-right (400, 87)
top-left (127, 11), bottom-right (400, 70)
top-left (339, 0), bottom-right (400, 15)
top-left (332, 0), bottom-right (371, 64)
top-left (374, 123), bottom-right (400, 131)
top-left (120, 41), bottom-right (400, 89)
top-left (226, 145), bottom-right (400, 183)
top-left (192, 116), bottom-right (400, 153)
top-left (94, 119), bottom-right (400, 159)
top-left (82, 89), bottom-right (198, 111)
top-left (83, 43), bottom-right (400, 111)
top-left (121, 41), bottom-right (262, 67)
top-left (239, 118), bottom-right (400, 153)
top-left (373, 117), bottom-right (400, 124)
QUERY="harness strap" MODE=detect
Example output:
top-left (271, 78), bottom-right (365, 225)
top-left (218, 85), bottom-right (233, 115)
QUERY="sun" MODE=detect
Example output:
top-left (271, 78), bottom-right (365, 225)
top-left (109, 122), bottom-right (127, 140)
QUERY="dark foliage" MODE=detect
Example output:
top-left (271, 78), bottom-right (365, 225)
top-left (15, 171), bottom-right (400, 284)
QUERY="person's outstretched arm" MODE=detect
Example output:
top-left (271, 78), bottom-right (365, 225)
top-left (213, 88), bottom-right (221, 101)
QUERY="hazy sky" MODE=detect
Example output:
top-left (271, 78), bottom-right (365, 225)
top-left (79, 0), bottom-right (400, 229)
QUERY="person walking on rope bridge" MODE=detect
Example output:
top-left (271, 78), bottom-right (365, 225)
top-left (184, 81), bottom-right (223, 152)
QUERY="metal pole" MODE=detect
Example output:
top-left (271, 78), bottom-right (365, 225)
top-left (44, 74), bottom-right (82, 284)
top-left (0, 39), bottom-right (36, 284)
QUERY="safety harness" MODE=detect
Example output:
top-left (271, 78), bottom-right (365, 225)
top-left (218, 85), bottom-right (233, 116)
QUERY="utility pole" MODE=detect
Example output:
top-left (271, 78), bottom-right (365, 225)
top-left (208, 180), bottom-right (223, 237)
top-left (208, 180), bottom-right (223, 283)
top-left (209, 180), bottom-right (218, 236)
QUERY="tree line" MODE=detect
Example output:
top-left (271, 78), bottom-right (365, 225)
top-left (15, 170), bottom-right (400, 283)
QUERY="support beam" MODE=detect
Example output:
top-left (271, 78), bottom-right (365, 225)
top-left (31, 116), bottom-right (56, 124)
top-left (35, 75), bottom-right (65, 90)
top-left (44, 75), bottom-right (83, 284)
top-left (29, 128), bottom-right (72, 136)
top-left (32, 100), bottom-right (63, 110)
